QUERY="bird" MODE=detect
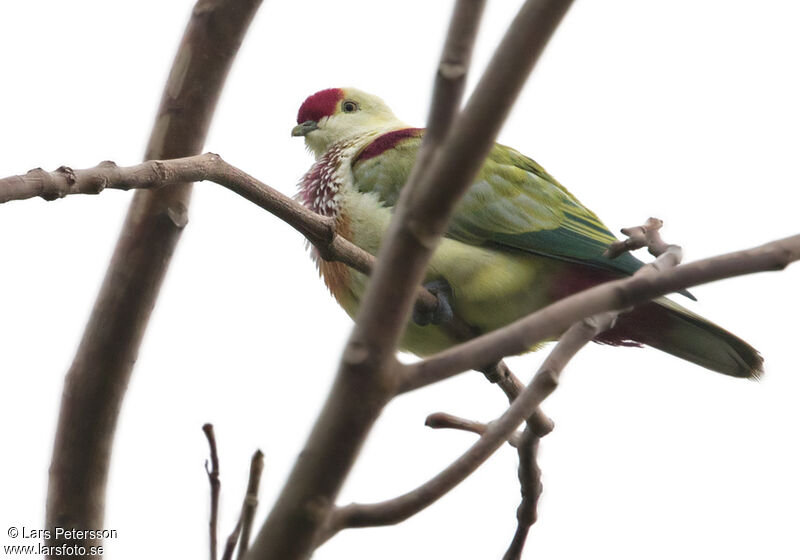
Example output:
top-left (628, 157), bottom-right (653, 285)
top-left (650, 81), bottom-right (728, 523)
top-left (291, 87), bottom-right (762, 379)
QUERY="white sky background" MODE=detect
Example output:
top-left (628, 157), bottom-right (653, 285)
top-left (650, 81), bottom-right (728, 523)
top-left (1, 1), bottom-right (799, 559)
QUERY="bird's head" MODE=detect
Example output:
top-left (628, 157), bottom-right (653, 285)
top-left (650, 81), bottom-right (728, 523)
top-left (292, 88), bottom-right (406, 157)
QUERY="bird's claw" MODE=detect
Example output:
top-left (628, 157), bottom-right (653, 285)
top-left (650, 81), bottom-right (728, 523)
top-left (413, 279), bottom-right (454, 326)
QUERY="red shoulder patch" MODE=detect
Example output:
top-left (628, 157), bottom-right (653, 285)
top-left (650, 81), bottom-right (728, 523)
top-left (297, 88), bottom-right (344, 124)
top-left (355, 128), bottom-right (423, 162)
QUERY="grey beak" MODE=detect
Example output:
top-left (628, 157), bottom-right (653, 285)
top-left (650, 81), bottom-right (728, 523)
top-left (291, 120), bottom-right (318, 137)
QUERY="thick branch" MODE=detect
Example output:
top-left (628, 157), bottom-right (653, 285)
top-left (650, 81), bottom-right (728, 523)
top-left (44, 1), bottom-right (262, 556)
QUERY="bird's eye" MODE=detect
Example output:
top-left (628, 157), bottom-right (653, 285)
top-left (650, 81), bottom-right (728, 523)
top-left (342, 101), bottom-right (358, 113)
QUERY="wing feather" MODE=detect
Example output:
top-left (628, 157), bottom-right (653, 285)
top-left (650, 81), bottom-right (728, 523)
top-left (352, 132), bottom-right (665, 283)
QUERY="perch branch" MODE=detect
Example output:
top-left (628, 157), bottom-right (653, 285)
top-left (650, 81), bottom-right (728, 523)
top-left (399, 231), bottom-right (799, 391)
top-left (203, 424), bottom-right (222, 560)
top-left (45, 2), bottom-right (262, 556)
top-left (0, 154), bottom-right (461, 328)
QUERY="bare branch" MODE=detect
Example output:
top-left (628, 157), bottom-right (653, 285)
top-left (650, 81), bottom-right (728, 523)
top-left (503, 429), bottom-right (542, 560)
top-left (604, 217), bottom-right (669, 259)
top-left (425, 0), bottom-right (486, 144)
top-left (479, 361), bottom-right (554, 437)
top-left (425, 412), bottom-right (524, 447)
top-left (221, 522), bottom-right (241, 560)
top-left (236, 450), bottom-right (265, 560)
top-left (203, 424), bottom-right (222, 560)
top-left (0, 155), bottom-right (453, 324)
top-left (45, 2), bottom-right (262, 555)
top-left (220, 449), bottom-right (264, 560)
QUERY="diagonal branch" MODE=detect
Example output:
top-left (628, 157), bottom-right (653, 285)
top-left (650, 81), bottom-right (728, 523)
top-left (44, 1), bottom-right (262, 555)
top-left (0, 154), bottom-right (455, 327)
top-left (399, 232), bottom-right (799, 392)
top-left (425, 412), bottom-right (524, 447)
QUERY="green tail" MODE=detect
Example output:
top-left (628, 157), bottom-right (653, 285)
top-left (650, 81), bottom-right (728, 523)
top-left (607, 298), bottom-right (763, 379)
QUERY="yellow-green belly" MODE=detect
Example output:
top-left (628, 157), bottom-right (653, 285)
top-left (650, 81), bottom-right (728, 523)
top-left (331, 236), bottom-right (564, 357)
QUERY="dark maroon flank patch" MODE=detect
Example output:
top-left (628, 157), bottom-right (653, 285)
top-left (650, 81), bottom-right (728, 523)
top-left (355, 128), bottom-right (423, 162)
top-left (297, 88), bottom-right (344, 124)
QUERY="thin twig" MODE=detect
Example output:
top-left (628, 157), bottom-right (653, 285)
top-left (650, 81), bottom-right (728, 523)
top-left (44, 1), bottom-right (262, 554)
top-left (221, 520), bottom-right (241, 560)
top-left (220, 449), bottom-right (264, 560)
top-left (425, 412), bottom-right (523, 447)
top-left (604, 217), bottom-right (668, 259)
top-left (236, 450), bottom-right (265, 560)
top-left (203, 424), bottom-right (221, 560)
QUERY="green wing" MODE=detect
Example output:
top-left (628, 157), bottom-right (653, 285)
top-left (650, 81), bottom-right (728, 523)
top-left (352, 132), bottom-right (644, 278)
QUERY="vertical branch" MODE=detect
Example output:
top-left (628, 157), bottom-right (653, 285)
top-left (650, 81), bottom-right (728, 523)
top-left (203, 424), bottom-right (222, 560)
top-left (236, 450), bottom-right (265, 560)
top-left (502, 428), bottom-right (542, 560)
top-left (44, 1), bottom-right (262, 557)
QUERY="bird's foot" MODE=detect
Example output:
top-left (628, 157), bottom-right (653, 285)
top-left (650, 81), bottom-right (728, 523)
top-left (413, 279), bottom-right (454, 326)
